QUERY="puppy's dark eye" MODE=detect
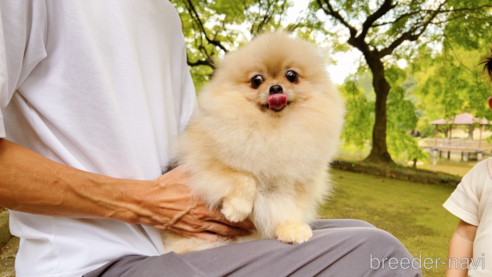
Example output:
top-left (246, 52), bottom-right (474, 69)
top-left (251, 75), bottom-right (264, 89)
top-left (286, 70), bottom-right (298, 83)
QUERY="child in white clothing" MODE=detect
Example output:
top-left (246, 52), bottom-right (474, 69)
top-left (444, 159), bottom-right (491, 276)
top-left (444, 54), bottom-right (492, 277)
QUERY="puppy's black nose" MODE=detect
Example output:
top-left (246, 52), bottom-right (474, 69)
top-left (269, 85), bottom-right (283, 95)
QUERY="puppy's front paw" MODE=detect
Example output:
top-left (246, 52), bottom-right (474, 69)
top-left (276, 222), bottom-right (312, 244)
top-left (220, 197), bottom-right (253, 222)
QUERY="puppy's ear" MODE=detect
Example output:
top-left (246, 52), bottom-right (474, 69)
top-left (481, 47), bottom-right (492, 81)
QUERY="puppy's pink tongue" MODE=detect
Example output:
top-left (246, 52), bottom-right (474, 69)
top-left (268, 93), bottom-right (288, 110)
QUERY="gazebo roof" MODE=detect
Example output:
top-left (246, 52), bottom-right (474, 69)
top-left (430, 113), bottom-right (491, 125)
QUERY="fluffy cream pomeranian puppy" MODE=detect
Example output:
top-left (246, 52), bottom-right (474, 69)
top-left (162, 32), bottom-right (345, 254)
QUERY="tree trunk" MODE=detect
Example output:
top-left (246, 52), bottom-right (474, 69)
top-left (364, 56), bottom-right (394, 164)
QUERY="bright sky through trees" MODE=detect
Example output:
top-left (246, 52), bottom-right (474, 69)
top-left (173, 0), bottom-right (492, 164)
top-left (289, 0), bottom-right (361, 84)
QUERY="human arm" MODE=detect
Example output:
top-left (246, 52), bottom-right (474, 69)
top-left (446, 220), bottom-right (478, 277)
top-left (0, 138), bottom-right (253, 241)
top-left (443, 160), bottom-right (487, 276)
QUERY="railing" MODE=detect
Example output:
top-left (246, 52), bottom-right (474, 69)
top-left (421, 138), bottom-right (492, 150)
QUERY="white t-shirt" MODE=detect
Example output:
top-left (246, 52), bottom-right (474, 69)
top-left (0, 1), bottom-right (197, 276)
top-left (443, 158), bottom-right (492, 277)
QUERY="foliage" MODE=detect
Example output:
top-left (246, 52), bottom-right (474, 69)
top-left (339, 77), bottom-right (374, 152)
top-left (341, 66), bottom-right (428, 162)
top-left (412, 42), bottom-right (492, 138)
top-left (170, 0), bottom-right (492, 163)
top-left (170, 0), bottom-right (296, 91)
top-left (386, 66), bottom-right (429, 161)
top-left (308, 0), bottom-right (492, 163)
top-left (309, 0), bottom-right (492, 63)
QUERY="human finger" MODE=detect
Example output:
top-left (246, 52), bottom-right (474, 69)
top-left (202, 221), bottom-right (253, 237)
top-left (177, 230), bottom-right (223, 242)
top-left (173, 215), bottom-right (252, 238)
top-left (204, 209), bottom-right (256, 230)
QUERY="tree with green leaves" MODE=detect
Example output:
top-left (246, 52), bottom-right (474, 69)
top-left (171, 0), bottom-right (492, 164)
top-left (170, 0), bottom-right (296, 90)
top-left (413, 43), bottom-right (492, 140)
top-left (311, 0), bottom-right (492, 164)
top-left (339, 65), bottom-right (428, 164)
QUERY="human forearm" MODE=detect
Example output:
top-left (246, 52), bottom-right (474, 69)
top-left (0, 138), bottom-right (253, 238)
top-left (446, 220), bottom-right (478, 277)
top-left (0, 138), bottom-right (146, 221)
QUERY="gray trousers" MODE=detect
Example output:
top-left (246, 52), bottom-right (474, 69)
top-left (84, 219), bottom-right (422, 277)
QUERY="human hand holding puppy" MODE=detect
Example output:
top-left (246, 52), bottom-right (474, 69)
top-left (149, 166), bottom-right (255, 241)
top-left (0, 139), bottom-right (253, 242)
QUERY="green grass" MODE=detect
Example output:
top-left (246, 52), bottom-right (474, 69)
top-left (320, 169), bottom-right (460, 277)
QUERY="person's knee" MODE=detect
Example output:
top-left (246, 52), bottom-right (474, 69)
top-left (364, 228), bottom-right (412, 258)
top-left (311, 226), bottom-right (420, 276)
top-left (346, 219), bottom-right (376, 228)
top-left (364, 229), bottom-right (421, 276)
top-left (312, 219), bottom-right (376, 229)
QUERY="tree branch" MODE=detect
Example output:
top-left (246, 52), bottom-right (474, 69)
top-left (358, 0), bottom-right (397, 40)
top-left (430, 5), bottom-right (492, 14)
top-left (249, 3), bottom-right (262, 34)
top-left (184, 0), bottom-right (229, 53)
top-left (444, 38), bottom-right (473, 74)
top-left (317, 0), bottom-right (358, 38)
top-left (187, 55), bottom-right (215, 69)
top-left (372, 2), bottom-right (491, 27)
top-left (371, 10), bottom-right (425, 27)
top-left (427, 14), bottom-right (488, 26)
top-left (274, 0), bottom-right (289, 30)
top-left (255, 0), bottom-right (274, 35)
top-left (378, 1), bottom-right (447, 57)
top-left (377, 28), bottom-right (418, 57)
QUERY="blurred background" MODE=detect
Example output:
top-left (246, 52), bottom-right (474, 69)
top-left (2, 1), bottom-right (492, 276)
top-left (168, 1), bottom-right (492, 276)
top-left (171, 0), bottom-right (492, 173)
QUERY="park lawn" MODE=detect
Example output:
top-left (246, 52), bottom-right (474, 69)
top-left (320, 169), bottom-right (460, 277)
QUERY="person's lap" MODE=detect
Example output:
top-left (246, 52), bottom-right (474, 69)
top-left (84, 219), bottom-right (422, 277)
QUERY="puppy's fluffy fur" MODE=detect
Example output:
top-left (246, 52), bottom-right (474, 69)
top-left (162, 32), bottom-right (345, 254)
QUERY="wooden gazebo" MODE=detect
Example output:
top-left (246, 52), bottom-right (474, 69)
top-left (426, 113), bottom-right (492, 160)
